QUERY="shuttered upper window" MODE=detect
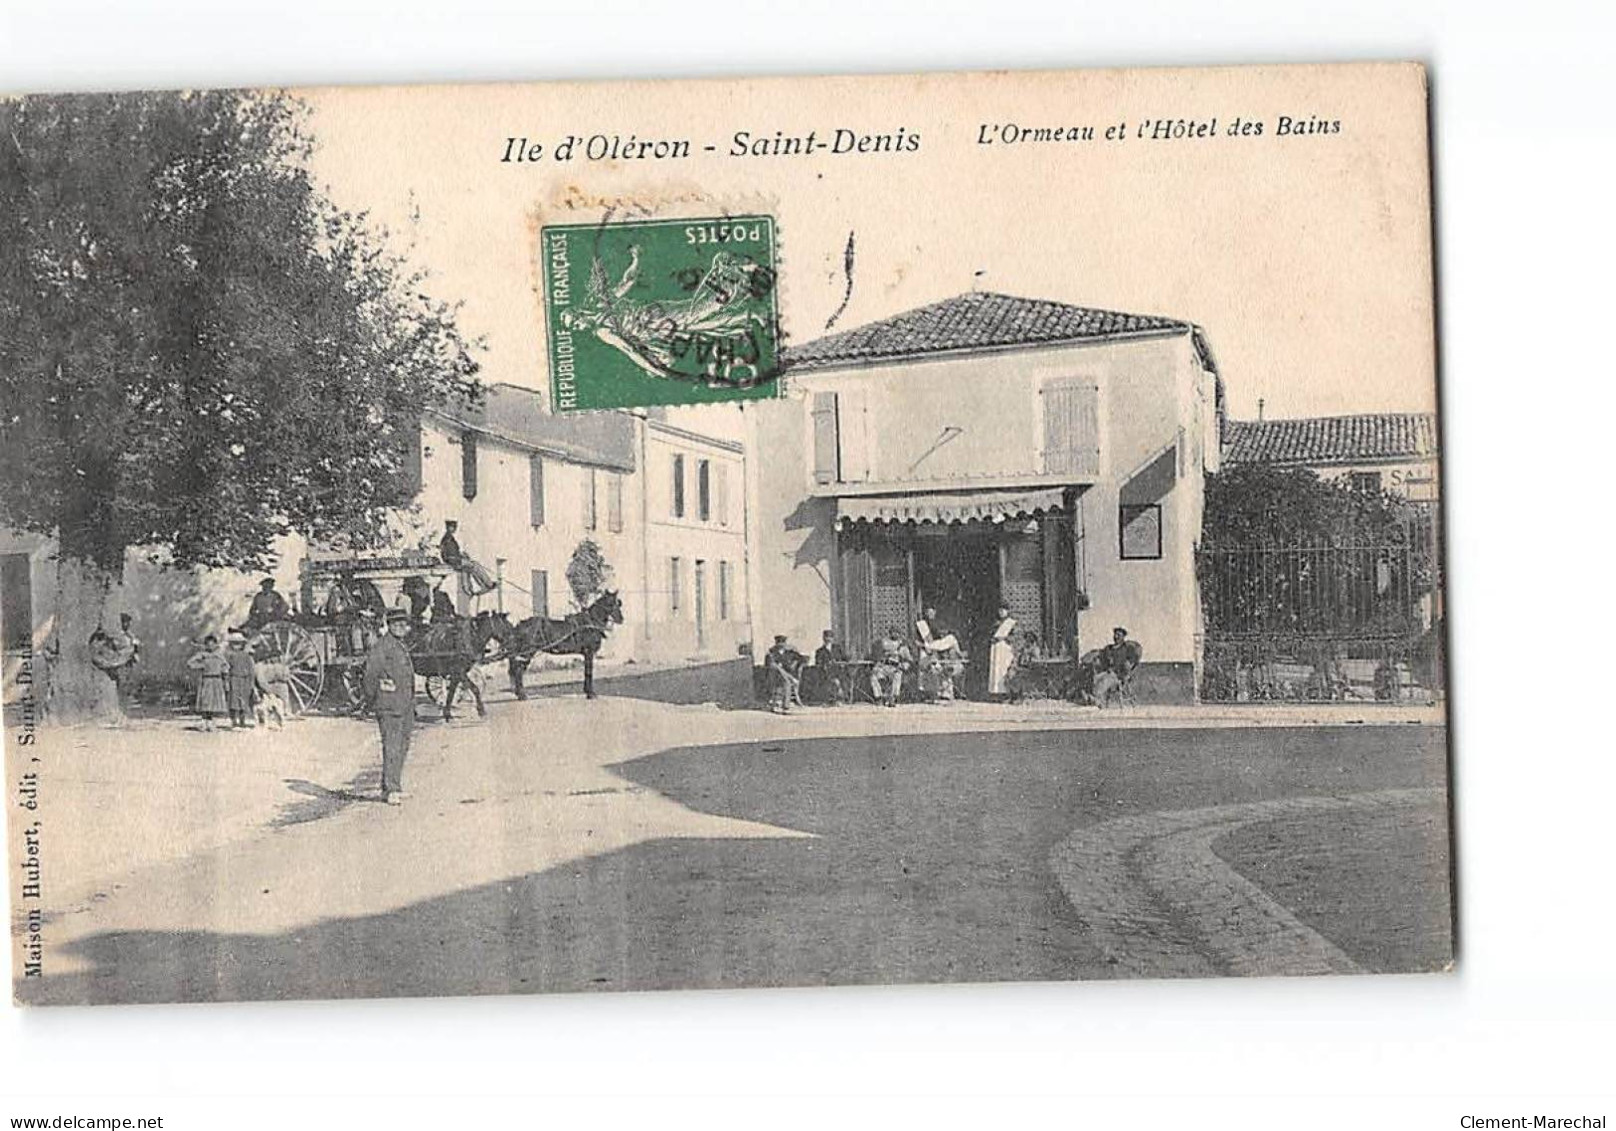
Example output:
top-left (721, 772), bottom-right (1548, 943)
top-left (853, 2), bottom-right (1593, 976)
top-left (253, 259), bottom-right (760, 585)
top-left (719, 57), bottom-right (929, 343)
top-left (528, 455), bottom-right (545, 527)
top-left (461, 432), bottom-right (479, 500)
top-left (1042, 378), bottom-right (1100, 476)
top-left (606, 472), bottom-right (624, 532)
top-left (811, 391), bottom-right (839, 484)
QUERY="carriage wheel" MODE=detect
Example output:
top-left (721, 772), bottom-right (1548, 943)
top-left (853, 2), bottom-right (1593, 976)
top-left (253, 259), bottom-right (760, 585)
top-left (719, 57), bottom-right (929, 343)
top-left (425, 665), bottom-right (486, 709)
top-left (251, 621), bottom-right (324, 715)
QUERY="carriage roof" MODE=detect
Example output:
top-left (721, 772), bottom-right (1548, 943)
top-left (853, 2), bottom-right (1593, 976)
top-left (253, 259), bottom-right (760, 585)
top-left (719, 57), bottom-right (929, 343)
top-left (300, 550), bottom-right (455, 582)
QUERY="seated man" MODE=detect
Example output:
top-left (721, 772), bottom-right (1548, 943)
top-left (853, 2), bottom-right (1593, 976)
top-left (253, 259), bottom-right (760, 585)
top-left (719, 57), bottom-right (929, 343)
top-left (915, 606), bottom-right (961, 655)
top-left (244, 578), bottom-right (291, 630)
top-left (869, 630), bottom-right (913, 708)
top-left (1090, 626), bottom-right (1143, 707)
top-left (807, 629), bottom-right (850, 704)
top-left (430, 589), bottom-right (459, 625)
top-left (764, 634), bottom-right (807, 714)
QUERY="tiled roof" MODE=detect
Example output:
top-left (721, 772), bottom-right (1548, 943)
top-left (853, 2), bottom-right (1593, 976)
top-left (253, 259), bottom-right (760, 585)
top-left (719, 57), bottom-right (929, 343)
top-left (429, 384), bottom-right (637, 471)
top-left (1222, 413), bottom-right (1439, 467)
top-left (783, 291), bottom-right (1192, 370)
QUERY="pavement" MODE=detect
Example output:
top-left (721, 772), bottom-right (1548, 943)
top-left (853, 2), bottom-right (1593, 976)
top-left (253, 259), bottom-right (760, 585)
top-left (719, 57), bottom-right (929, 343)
top-left (8, 660), bottom-right (1453, 1004)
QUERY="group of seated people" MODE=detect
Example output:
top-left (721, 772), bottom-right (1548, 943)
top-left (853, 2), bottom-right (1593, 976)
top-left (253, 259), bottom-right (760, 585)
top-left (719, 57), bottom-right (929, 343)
top-left (763, 619), bottom-right (1144, 712)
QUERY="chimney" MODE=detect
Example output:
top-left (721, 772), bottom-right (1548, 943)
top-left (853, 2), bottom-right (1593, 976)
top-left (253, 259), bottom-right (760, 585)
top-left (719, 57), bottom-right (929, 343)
top-left (1257, 398), bottom-right (1265, 421)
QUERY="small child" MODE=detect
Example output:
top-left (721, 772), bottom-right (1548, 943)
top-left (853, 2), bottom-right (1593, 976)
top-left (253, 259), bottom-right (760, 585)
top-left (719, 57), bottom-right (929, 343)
top-left (187, 635), bottom-right (229, 731)
top-left (223, 630), bottom-right (257, 728)
top-left (254, 657), bottom-right (292, 730)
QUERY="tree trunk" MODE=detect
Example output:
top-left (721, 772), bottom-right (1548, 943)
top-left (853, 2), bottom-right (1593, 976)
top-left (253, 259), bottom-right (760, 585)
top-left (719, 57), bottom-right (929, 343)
top-left (42, 553), bottom-right (123, 725)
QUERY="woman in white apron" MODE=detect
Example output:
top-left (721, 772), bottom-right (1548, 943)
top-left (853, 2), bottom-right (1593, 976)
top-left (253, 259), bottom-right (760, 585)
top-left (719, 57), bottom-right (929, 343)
top-left (987, 604), bottom-right (1017, 698)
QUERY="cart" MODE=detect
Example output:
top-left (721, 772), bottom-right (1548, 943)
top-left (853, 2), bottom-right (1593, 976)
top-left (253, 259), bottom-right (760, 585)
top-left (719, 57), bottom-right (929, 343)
top-left (247, 549), bottom-right (474, 713)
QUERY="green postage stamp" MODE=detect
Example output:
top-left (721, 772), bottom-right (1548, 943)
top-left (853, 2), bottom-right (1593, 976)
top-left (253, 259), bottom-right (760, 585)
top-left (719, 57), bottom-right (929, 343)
top-left (541, 215), bottom-right (781, 412)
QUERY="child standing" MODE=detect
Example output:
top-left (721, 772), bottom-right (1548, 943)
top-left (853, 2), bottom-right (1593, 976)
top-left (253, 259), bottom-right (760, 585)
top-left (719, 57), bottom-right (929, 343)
top-left (224, 630), bottom-right (257, 728)
top-left (187, 635), bottom-right (229, 731)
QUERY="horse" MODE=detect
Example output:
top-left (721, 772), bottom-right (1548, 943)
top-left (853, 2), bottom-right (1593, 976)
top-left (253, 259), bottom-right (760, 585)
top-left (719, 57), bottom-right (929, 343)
top-left (505, 590), bottom-right (625, 701)
top-left (409, 609), bottom-right (513, 721)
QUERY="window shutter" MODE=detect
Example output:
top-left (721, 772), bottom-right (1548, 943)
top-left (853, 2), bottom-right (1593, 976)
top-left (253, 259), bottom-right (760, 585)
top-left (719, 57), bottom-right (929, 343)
top-left (401, 424), bottom-right (423, 494)
top-left (528, 455), bottom-right (545, 527)
top-left (1042, 379), bottom-right (1100, 476)
top-left (461, 432), bottom-right (479, 500)
top-left (836, 388), bottom-right (869, 481)
top-left (811, 392), bottom-right (839, 484)
top-left (607, 472), bottom-right (624, 533)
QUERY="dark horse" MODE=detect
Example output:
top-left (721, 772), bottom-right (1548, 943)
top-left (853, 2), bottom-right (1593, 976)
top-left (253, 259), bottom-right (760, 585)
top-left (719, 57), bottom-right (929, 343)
top-left (505, 590), bottom-right (625, 701)
top-left (410, 610), bottom-right (513, 721)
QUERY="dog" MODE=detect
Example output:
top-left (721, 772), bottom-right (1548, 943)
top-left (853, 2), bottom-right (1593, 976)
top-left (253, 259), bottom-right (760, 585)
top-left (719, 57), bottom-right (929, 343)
top-left (253, 692), bottom-right (288, 730)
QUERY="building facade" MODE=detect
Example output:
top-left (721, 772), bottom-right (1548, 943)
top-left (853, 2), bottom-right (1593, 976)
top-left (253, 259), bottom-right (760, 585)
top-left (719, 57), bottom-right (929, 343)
top-left (414, 385), bottom-right (751, 666)
top-left (1220, 413), bottom-right (1439, 502)
top-left (743, 292), bottom-right (1224, 702)
top-left (1, 384), bottom-right (751, 699)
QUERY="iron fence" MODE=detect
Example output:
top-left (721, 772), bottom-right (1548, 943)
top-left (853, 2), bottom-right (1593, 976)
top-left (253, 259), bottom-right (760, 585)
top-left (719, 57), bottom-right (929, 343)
top-left (1196, 536), bottom-right (1444, 703)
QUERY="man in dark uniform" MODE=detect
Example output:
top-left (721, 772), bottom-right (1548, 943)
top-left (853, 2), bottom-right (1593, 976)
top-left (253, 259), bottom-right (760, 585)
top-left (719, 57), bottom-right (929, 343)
top-left (438, 520), bottom-right (464, 569)
top-left (245, 578), bottom-right (290, 630)
top-left (362, 607), bottom-right (417, 806)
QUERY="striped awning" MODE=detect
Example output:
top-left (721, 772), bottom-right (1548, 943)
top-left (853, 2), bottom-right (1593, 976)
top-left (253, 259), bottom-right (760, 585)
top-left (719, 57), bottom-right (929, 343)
top-left (836, 486), bottom-right (1066, 527)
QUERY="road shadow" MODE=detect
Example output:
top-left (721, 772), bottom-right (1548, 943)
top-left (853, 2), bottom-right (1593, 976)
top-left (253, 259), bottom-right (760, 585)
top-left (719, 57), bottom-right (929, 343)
top-left (17, 726), bottom-right (1451, 1006)
top-left (274, 771), bottom-right (384, 827)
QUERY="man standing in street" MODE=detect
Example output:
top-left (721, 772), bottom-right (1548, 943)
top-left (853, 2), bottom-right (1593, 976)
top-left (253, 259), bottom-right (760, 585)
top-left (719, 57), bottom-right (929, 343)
top-left (362, 607), bottom-right (417, 806)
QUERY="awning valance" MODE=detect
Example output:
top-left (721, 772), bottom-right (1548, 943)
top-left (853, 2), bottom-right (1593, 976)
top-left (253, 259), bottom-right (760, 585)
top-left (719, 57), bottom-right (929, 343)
top-left (836, 486), bottom-right (1067, 527)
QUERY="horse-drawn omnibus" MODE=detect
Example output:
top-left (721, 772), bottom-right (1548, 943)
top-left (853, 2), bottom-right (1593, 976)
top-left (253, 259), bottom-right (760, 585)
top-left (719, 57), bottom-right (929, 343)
top-left (247, 548), bottom-right (508, 715)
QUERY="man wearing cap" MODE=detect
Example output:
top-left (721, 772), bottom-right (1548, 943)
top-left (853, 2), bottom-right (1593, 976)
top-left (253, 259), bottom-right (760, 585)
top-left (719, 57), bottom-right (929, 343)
top-left (764, 634), bottom-right (806, 714)
top-left (245, 578), bottom-right (290, 630)
top-left (362, 608), bottom-right (418, 805)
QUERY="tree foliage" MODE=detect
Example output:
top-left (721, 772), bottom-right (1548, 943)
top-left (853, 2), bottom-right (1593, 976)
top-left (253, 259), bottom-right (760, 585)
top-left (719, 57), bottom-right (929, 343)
top-left (565, 539), bottom-right (612, 607)
top-left (0, 90), bottom-right (482, 575)
top-left (1201, 463), bottom-right (1420, 549)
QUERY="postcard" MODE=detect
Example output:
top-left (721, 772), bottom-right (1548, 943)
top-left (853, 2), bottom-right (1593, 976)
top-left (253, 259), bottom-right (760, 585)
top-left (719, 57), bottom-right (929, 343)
top-left (2, 62), bottom-right (1450, 1005)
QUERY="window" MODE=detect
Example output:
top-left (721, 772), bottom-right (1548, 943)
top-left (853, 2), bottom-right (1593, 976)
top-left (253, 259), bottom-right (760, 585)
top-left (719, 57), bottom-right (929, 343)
top-left (528, 455), bottom-right (545, 527)
top-left (669, 556), bottom-right (682, 615)
top-left (1119, 504), bottom-right (1163, 560)
top-left (584, 468), bottom-right (598, 530)
top-left (530, 569), bottom-right (549, 617)
top-left (697, 459), bottom-right (711, 522)
top-left (714, 462), bottom-right (729, 525)
top-left (607, 472), bottom-right (624, 532)
top-left (811, 391), bottom-right (839, 484)
top-left (672, 454), bottom-right (686, 517)
top-left (1350, 471), bottom-right (1383, 495)
top-left (718, 560), bottom-right (732, 621)
top-left (461, 432), bottom-right (479, 500)
top-left (1042, 378), bottom-right (1100, 476)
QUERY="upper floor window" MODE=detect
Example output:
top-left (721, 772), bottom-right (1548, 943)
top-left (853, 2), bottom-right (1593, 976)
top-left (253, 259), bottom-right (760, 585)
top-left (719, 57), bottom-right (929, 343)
top-left (528, 455), bottom-right (545, 527)
top-left (607, 471), bottom-right (624, 533)
top-left (1350, 471), bottom-right (1383, 495)
top-left (1042, 378), bottom-right (1100, 477)
top-left (697, 459), bottom-right (712, 522)
top-left (584, 468), bottom-right (598, 530)
top-left (672, 454), bottom-right (686, 518)
top-left (461, 432), bottom-right (479, 500)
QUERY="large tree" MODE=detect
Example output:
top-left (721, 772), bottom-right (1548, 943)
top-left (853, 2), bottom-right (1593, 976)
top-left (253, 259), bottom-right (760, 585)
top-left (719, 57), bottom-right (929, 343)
top-left (0, 90), bottom-right (481, 721)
